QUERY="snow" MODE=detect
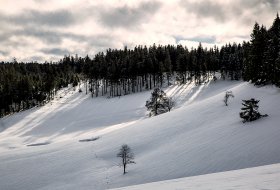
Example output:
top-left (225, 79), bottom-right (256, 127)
top-left (0, 79), bottom-right (280, 190)
top-left (112, 163), bottom-right (280, 190)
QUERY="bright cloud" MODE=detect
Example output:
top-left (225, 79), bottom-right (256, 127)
top-left (0, 0), bottom-right (279, 62)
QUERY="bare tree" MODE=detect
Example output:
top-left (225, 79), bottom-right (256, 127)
top-left (224, 91), bottom-right (234, 106)
top-left (117, 144), bottom-right (135, 174)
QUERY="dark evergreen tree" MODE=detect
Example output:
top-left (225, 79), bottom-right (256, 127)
top-left (246, 23), bottom-right (264, 83)
top-left (145, 88), bottom-right (173, 116)
top-left (263, 13), bottom-right (280, 84)
top-left (275, 50), bottom-right (280, 86)
top-left (239, 98), bottom-right (268, 123)
top-left (164, 49), bottom-right (172, 85)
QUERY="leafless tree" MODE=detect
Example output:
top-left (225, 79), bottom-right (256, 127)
top-left (224, 91), bottom-right (234, 106)
top-left (117, 144), bottom-right (135, 174)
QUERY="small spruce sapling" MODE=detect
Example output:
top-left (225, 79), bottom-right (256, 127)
top-left (239, 98), bottom-right (268, 123)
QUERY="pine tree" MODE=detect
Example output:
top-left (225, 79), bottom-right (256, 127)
top-left (145, 88), bottom-right (173, 116)
top-left (164, 49), bottom-right (172, 85)
top-left (239, 98), bottom-right (267, 123)
top-left (263, 14), bottom-right (280, 84)
top-left (275, 50), bottom-right (280, 86)
top-left (166, 97), bottom-right (175, 112)
top-left (247, 23), bottom-right (267, 84)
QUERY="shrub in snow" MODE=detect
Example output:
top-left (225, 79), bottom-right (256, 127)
top-left (213, 76), bottom-right (217, 81)
top-left (117, 144), bottom-right (135, 174)
top-left (145, 88), bottom-right (174, 116)
top-left (166, 97), bottom-right (175, 112)
top-left (224, 91), bottom-right (234, 106)
top-left (239, 98), bottom-right (268, 123)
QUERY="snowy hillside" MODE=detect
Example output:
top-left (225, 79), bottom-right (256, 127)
top-left (0, 79), bottom-right (280, 190)
top-left (112, 163), bottom-right (280, 190)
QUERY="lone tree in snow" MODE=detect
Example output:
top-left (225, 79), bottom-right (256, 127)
top-left (117, 144), bottom-right (135, 174)
top-left (239, 98), bottom-right (268, 123)
top-left (224, 91), bottom-right (234, 106)
top-left (145, 88), bottom-right (174, 116)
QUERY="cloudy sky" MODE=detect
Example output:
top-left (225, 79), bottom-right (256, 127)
top-left (0, 0), bottom-right (279, 62)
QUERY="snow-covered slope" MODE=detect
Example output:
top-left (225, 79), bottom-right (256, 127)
top-left (112, 163), bottom-right (280, 190)
top-left (0, 80), bottom-right (280, 190)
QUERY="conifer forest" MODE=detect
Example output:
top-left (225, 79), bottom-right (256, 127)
top-left (1, 14), bottom-right (280, 118)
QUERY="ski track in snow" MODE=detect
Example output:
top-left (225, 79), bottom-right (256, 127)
top-left (0, 79), bottom-right (280, 190)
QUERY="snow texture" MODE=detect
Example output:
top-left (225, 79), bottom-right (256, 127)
top-left (112, 163), bottom-right (280, 190)
top-left (0, 79), bottom-right (280, 190)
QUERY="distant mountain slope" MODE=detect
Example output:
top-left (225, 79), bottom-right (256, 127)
top-left (0, 80), bottom-right (279, 190)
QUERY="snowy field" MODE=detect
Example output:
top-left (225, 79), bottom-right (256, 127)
top-left (0, 79), bottom-right (280, 189)
top-left (113, 163), bottom-right (280, 190)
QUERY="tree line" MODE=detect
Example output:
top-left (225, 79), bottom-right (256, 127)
top-left (0, 60), bottom-right (79, 117)
top-left (1, 14), bottom-right (280, 118)
top-left (243, 13), bottom-right (280, 86)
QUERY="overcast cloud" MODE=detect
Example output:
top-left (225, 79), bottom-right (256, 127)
top-left (0, 0), bottom-right (279, 62)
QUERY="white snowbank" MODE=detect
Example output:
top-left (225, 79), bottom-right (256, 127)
top-left (111, 164), bottom-right (280, 190)
top-left (112, 163), bottom-right (280, 190)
